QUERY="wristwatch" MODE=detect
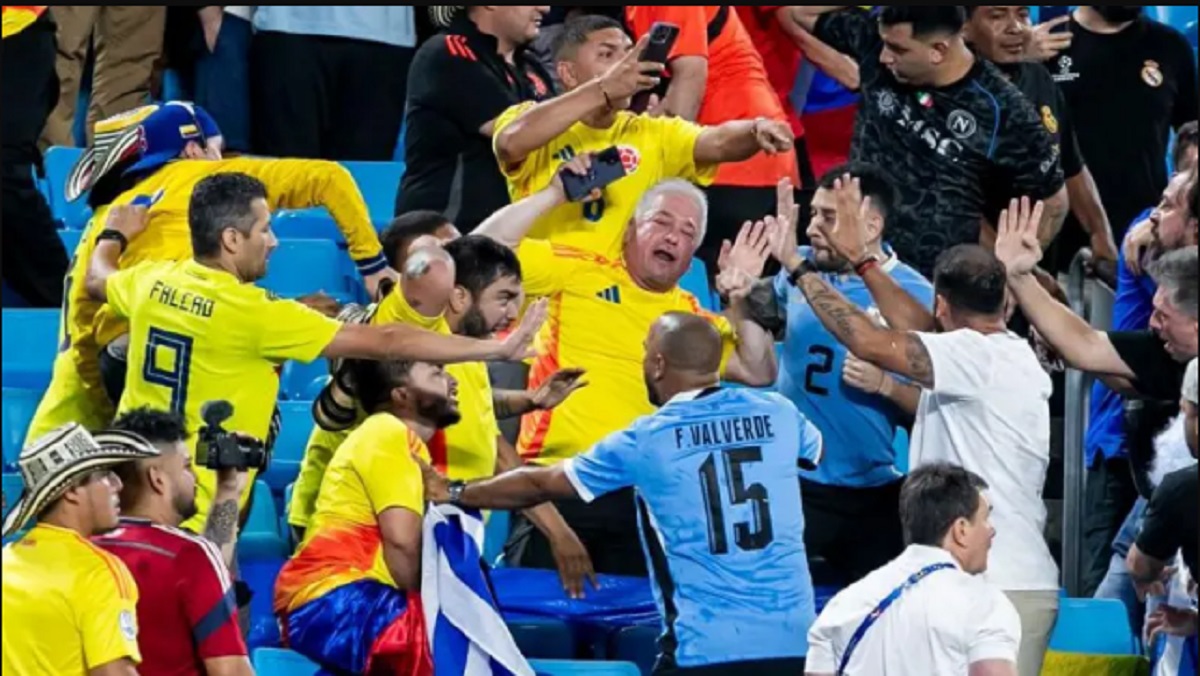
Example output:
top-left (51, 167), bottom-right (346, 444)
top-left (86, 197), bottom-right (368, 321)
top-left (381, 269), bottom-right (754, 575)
top-left (95, 229), bottom-right (129, 253)
top-left (446, 480), bottom-right (467, 506)
top-left (787, 259), bottom-right (815, 286)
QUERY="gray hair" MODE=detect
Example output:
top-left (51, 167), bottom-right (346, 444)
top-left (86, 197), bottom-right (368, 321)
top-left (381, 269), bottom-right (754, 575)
top-left (633, 179), bottom-right (709, 250)
top-left (1150, 246), bottom-right (1199, 319)
top-left (1185, 358), bottom-right (1198, 405)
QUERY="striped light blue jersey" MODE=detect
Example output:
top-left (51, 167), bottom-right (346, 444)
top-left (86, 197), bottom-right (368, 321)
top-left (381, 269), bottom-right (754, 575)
top-left (773, 247), bottom-right (934, 488)
top-left (563, 387), bottom-right (822, 668)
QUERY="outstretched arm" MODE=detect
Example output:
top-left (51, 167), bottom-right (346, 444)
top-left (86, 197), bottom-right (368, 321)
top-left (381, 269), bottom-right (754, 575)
top-left (693, 118), bottom-right (794, 166)
top-left (84, 205), bottom-right (149, 302)
top-left (475, 157), bottom-right (592, 250)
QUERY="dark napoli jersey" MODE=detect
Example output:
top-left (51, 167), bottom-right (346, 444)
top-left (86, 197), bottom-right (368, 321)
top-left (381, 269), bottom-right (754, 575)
top-left (815, 9), bottom-right (1065, 276)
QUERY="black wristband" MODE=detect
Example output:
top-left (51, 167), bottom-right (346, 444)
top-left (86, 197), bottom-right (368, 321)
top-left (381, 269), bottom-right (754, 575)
top-left (95, 229), bottom-right (129, 253)
top-left (787, 260), bottom-right (815, 287)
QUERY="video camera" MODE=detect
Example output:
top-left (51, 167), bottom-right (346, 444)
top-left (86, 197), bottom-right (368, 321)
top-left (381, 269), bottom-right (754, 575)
top-left (198, 400), bottom-right (270, 472)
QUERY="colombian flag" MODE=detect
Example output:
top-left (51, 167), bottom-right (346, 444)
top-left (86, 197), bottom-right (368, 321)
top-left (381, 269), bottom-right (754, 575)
top-left (1, 5), bottom-right (45, 39)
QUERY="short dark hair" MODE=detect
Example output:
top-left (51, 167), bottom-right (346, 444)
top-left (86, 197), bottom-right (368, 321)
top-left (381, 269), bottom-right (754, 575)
top-left (1175, 121), bottom-right (1199, 172)
top-left (189, 173), bottom-right (269, 258)
top-left (1150, 246), bottom-right (1199, 320)
top-left (879, 6), bottom-right (968, 38)
top-left (933, 244), bottom-right (1007, 316)
top-left (900, 462), bottom-right (989, 547)
top-left (110, 408), bottom-right (188, 504)
top-left (553, 14), bottom-right (625, 61)
top-left (443, 235), bottom-right (522, 297)
top-left (380, 211), bottom-right (454, 269)
top-left (344, 359), bottom-right (416, 413)
top-left (817, 162), bottom-right (900, 230)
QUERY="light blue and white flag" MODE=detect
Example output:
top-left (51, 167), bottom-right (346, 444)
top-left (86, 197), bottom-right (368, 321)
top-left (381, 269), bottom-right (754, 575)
top-left (421, 504), bottom-right (535, 676)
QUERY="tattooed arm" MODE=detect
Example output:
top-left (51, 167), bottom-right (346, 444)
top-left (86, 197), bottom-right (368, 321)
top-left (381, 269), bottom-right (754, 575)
top-left (203, 469), bottom-right (246, 569)
top-left (790, 269), bottom-right (934, 388)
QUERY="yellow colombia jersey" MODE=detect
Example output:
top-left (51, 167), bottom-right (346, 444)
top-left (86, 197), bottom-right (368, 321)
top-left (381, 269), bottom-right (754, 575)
top-left (516, 240), bottom-right (737, 465)
top-left (288, 286), bottom-right (500, 529)
top-left (494, 102), bottom-right (718, 258)
top-left (2, 524), bottom-right (141, 675)
top-left (106, 259), bottom-right (342, 532)
top-left (1, 6), bottom-right (46, 39)
top-left (274, 413), bottom-right (429, 614)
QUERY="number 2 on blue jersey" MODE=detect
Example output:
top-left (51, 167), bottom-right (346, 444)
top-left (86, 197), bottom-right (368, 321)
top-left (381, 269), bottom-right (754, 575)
top-left (804, 345), bottom-right (835, 396)
top-left (143, 327), bottom-right (194, 415)
top-left (698, 446), bottom-right (775, 555)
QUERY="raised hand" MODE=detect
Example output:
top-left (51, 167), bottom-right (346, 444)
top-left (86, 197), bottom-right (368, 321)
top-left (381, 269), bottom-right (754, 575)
top-left (752, 118), bottom-right (795, 155)
top-left (550, 153), bottom-right (601, 203)
top-left (599, 34), bottom-right (664, 102)
top-left (818, 174), bottom-right (872, 266)
top-left (768, 177), bottom-right (804, 272)
top-left (714, 265), bottom-right (755, 304)
top-left (718, 217), bottom-right (777, 279)
top-left (499, 297), bottom-right (549, 361)
top-left (994, 196), bottom-right (1045, 277)
top-left (106, 204), bottom-right (150, 241)
top-left (529, 367), bottom-right (588, 410)
top-left (1025, 15), bottom-right (1073, 62)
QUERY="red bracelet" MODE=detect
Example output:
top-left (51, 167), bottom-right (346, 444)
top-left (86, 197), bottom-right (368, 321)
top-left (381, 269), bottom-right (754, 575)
top-left (854, 256), bottom-right (880, 277)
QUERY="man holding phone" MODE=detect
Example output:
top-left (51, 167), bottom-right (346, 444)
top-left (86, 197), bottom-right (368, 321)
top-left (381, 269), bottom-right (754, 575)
top-left (492, 14), bottom-right (793, 264)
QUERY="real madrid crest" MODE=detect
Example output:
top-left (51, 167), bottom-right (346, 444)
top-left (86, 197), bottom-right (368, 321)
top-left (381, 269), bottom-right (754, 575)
top-left (1141, 60), bottom-right (1164, 88)
top-left (1040, 105), bottom-right (1059, 135)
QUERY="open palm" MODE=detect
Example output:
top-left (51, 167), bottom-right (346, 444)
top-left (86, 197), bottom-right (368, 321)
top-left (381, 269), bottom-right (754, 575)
top-left (995, 196), bottom-right (1045, 276)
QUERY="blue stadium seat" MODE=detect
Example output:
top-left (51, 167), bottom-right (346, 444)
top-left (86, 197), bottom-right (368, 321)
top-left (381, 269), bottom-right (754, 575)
top-left (280, 358), bottom-right (330, 402)
top-left (43, 146), bottom-right (92, 230)
top-left (245, 479), bottom-right (283, 539)
top-left (530, 660), bottom-right (642, 676)
top-left (341, 161), bottom-right (406, 225)
top-left (2, 472), bottom-right (23, 520)
top-left (484, 509), bottom-right (510, 566)
top-left (606, 625), bottom-right (659, 676)
top-left (239, 531), bottom-right (288, 650)
top-left (679, 258), bottom-right (718, 312)
top-left (1, 309), bottom-right (61, 390)
top-left (506, 615), bottom-right (576, 659)
top-left (2, 388), bottom-right (41, 470)
top-left (273, 209), bottom-right (344, 243)
top-left (281, 482), bottom-right (296, 549)
top-left (58, 229), bottom-right (83, 258)
top-left (252, 648), bottom-right (320, 676)
top-left (261, 239), bottom-right (357, 303)
top-left (264, 402), bottom-right (313, 493)
top-left (1049, 597), bottom-right (1138, 656)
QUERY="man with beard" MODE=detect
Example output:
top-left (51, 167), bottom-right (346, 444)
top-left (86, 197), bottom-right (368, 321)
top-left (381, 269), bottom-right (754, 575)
top-left (418, 313), bottom-right (824, 675)
top-left (94, 408), bottom-right (253, 676)
top-left (274, 358), bottom-right (462, 675)
top-left (762, 164), bottom-right (933, 588)
top-left (1046, 6), bottom-right (1197, 271)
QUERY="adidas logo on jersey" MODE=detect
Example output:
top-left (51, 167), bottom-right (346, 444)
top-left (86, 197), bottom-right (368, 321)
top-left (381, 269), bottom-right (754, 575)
top-left (596, 286), bottom-right (622, 304)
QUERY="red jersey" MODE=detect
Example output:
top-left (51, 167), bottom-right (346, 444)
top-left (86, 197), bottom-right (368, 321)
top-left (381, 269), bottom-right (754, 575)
top-left (626, 6), bottom-right (800, 188)
top-left (94, 518), bottom-right (247, 675)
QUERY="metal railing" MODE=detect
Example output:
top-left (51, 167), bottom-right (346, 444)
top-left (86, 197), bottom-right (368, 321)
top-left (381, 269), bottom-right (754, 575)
top-left (1061, 249), bottom-right (1116, 597)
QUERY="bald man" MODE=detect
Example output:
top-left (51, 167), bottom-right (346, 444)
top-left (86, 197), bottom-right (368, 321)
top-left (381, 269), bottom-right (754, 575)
top-left (417, 312), bottom-right (826, 675)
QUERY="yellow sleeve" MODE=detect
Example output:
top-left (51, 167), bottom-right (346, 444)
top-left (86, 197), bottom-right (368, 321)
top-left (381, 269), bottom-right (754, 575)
top-left (352, 429), bottom-right (424, 516)
top-left (223, 157), bottom-right (387, 274)
top-left (255, 295), bottom-right (343, 363)
top-left (516, 240), bottom-right (579, 297)
top-left (652, 116), bottom-right (719, 187)
top-left (78, 556), bottom-right (141, 668)
top-left (105, 260), bottom-right (167, 320)
top-left (289, 427), bottom-right (349, 528)
top-left (492, 102), bottom-right (553, 195)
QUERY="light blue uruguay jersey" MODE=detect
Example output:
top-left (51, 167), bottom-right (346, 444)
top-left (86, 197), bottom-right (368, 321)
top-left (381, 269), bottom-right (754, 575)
top-left (773, 247), bottom-right (934, 488)
top-left (563, 387), bottom-right (823, 668)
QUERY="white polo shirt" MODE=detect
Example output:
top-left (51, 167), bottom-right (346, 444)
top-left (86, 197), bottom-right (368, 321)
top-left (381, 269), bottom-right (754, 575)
top-left (910, 329), bottom-right (1059, 592)
top-left (807, 545), bottom-right (1022, 675)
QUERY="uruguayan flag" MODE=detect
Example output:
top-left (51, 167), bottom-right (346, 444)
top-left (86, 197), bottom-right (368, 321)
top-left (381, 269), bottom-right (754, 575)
top-left (421, 505), bottom-right (535, 676)
top-left (1150, 554), bottom-right (1197, 676)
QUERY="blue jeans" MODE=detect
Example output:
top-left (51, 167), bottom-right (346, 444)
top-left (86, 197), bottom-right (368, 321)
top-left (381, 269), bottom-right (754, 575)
top-left (1094, 498), bottom-right (1148, 635)
top-left (194, 14), bottom-right (251, 151)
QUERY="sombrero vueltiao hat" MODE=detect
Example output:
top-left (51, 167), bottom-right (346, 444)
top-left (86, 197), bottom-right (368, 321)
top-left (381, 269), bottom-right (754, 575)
top-left (65, 101), bottom-right (222, 203)
top-left (2, 424), bottom-right (160, 538)
top-left (430, 6), bottom-right (465, 28)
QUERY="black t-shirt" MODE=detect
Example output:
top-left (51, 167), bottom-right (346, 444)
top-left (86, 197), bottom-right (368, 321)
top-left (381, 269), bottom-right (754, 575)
top-left (398, 18), bottom-right (556, 232)
top-left (1136, 466), bottom-right (1198, 578)
top-left (1109, 330), bottom-right (1188, 401)
top-left (814, 9), bottom-right (1065, 278)
top-left (1051, 16), bottom-right (1198, 241)
top-left (984, 61), bottom-right (1084, 224)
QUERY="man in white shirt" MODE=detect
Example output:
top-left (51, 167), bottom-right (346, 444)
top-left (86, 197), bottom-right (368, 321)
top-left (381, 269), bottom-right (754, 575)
top-left (807, 462), bottom-right (1021, 676)
top-left (773, 176), bottom-right (1057, 676)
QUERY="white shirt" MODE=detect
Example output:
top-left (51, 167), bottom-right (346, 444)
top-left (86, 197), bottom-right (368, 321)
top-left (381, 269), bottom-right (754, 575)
top-left (911, 329), bottom-right (1058, 591)
top-left (807, 545), bottom-right (1022, 675)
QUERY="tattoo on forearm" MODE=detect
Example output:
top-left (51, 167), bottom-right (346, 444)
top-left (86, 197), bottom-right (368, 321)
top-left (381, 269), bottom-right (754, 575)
top-left (493, 390), bottom-right (532, 420)
top-left (204, 500), bottom-right (239, 546)
top-left (797, 274), bottom-right (873, 347)
top-left (903, 335), bottom-right (934, 387)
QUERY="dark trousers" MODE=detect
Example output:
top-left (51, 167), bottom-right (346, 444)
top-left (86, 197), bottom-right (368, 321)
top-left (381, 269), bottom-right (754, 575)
top-left (505, 487), bottom-right (648, 577)
top-left (1, 15), bottom-right (69, 307)
top-left (801, 478), bottom-right (905, 587)
top-left (193, 14), bottom-right (252, 152)
top-left (251, 30), bottom-right (413, 161)
top-left (655, 657), bottom-right (806, 676)
top-left (1081, 457), bottom-right (1139, 597)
